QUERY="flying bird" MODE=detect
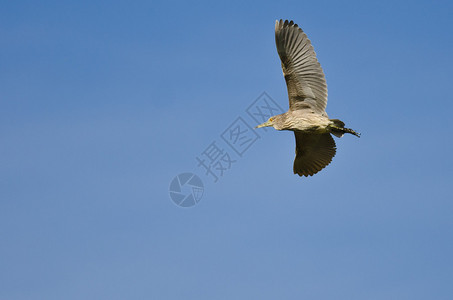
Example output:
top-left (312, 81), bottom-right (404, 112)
top-left (256, 19), bottom-right (360, 177)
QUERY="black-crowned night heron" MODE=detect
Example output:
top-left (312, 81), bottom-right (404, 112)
top-left (256, 19), bottom-right (360, 177)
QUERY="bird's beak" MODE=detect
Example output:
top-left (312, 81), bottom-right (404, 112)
top-left (255, 120), bottom-right (273, 129)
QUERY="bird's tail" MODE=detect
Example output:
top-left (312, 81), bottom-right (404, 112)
top-left (329, 119), bottom-right (361, 138)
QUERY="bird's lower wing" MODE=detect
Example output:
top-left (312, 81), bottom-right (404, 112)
top-left (293, 132), bottom-right (336, 177)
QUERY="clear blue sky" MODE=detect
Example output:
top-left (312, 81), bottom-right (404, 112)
top-left (1, 0), bottom-right (453, 299)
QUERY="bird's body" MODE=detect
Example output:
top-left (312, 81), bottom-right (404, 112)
top-left (255, 19), bottom-right (360, 177)
top-left (271, 110), bottom-right (331, 133)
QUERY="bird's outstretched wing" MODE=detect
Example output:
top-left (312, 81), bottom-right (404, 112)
top-left (275, 19), bottom-right (327, 114)
top-left (293, 132), bottom-right (336, 177)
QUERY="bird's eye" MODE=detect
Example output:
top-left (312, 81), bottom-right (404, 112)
top-left (269, 117), bottom-right (274, 122)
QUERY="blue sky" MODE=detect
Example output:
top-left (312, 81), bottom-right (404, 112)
top-left (1, 0), bottom-right (453, 299)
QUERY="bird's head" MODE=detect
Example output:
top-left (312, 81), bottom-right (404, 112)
top-left (255, 115), bottom-right (284, 130)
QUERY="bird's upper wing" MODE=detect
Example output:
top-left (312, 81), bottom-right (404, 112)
top-left (275, 19), bottom-right (328, 114)
top-left (293, 132), bottom-right (336, 177)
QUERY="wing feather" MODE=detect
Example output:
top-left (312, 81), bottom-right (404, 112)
top-left (275, 19), bottom-right (328, 114)
top-left (293, 132), bottom-right (336, 177)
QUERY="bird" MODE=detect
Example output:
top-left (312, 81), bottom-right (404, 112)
top-left (255, 19), bottom-right (360, 177)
